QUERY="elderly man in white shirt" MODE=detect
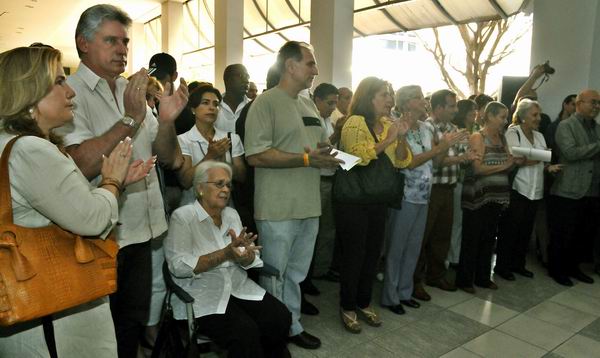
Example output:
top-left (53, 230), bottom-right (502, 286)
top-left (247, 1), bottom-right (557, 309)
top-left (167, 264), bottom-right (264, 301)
top-left (55, 5), bottom-right (188, 357)
top-left (214, 64), bottom-right (252, 133)
top-left (164, 160), bottom-right (291, 357)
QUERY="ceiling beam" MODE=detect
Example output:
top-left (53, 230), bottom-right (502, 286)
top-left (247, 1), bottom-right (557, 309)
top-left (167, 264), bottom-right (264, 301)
top-left (487, 0), bottom-right (508, 19)
top-left (251, 0), bottom-right (290, 42)
top-left (373, 0), bottom-right (408, 32)
top-left (430, 0), bottom-right (458, 25)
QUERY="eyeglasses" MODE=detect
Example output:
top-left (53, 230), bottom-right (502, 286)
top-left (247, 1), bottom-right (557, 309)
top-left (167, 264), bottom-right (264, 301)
top-left (204, 180), bottom-right (233, 189)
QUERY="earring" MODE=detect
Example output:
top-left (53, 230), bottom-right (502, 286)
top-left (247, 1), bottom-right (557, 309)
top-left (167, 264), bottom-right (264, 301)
top-left (28, 107), bottom-right (35, 119)
top-left (199, 191), bottom-right (203, 197)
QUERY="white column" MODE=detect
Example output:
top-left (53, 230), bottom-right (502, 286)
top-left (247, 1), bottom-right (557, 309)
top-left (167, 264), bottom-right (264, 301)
top-left (214, 0), bottom-right (244, 91)
top-left (128, 22), bottom-right (145, 75)
top-left (531, 0), bottom-right (600, 116)
top-left (310, 0), bottom-right (354, 89)
top-left (161, 1), bottom-right (184, 63)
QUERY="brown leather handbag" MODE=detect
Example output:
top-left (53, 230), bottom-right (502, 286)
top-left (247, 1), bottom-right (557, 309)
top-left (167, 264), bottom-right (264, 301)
top-left (0, 136), bottom-right (119, 326)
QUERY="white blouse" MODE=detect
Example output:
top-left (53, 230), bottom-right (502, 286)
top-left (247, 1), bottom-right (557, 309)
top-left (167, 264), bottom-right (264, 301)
top-left (0, 133), bottom-right (119, 358)
top-left (177, 126), bottom-right (244, 206)
top-left (163, 202), bottom-right (265, 319)
top-left (505, 125), bottom-right (547, 200)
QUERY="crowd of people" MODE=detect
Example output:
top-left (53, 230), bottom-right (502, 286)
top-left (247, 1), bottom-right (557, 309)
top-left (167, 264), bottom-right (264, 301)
top-left (1, 3), bottom-right (600, 358)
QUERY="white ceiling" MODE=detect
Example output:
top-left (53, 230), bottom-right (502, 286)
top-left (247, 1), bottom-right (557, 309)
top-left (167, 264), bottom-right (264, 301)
top-left (0, 0), bottom-right (162, 66)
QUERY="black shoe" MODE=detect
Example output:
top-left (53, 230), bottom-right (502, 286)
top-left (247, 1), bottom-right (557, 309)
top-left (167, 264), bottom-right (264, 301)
top-left (301, 280), bottom-right (321, 296)
top-left (513, 268), bottom-right (534, 278)
top-left (400, 299), bottom-right (420, 309)
top-left (570, 271), bottom-right (595, 284)
top-left (301, 297), bottom-right (319, 315)
top-left (494, 269), bottom-right (516, 281)
top-left (552, 275), bottom-right (574, 287)
top-left (289, 331), bottom-right (321, 349)
top-left (383, 303), bottom-right (405, 315)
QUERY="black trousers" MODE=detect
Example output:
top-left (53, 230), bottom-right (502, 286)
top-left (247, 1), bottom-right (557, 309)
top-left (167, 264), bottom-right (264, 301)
top-left (456, 203), bottom-right (503, 288)
top-left (547, 195), bottom-right (600, 278)
top-left (109, 240), bottom-right (152, 358)
top-left (496, 190), bottom-right (540, 273)
top-left (195, 293), bottom-right (291, 358)
top-left (335, 202), bottom-right (386, 310)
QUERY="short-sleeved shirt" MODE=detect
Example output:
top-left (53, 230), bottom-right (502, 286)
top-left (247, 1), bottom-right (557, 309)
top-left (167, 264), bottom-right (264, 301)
top-left (55, 63), bottom-right (167, 248)
top-left (244, 87), bottom-right (327, 221)
top-left (177, 126), bottom-right (244, 206)
top-left (403, 121), bottom-right (434, 204)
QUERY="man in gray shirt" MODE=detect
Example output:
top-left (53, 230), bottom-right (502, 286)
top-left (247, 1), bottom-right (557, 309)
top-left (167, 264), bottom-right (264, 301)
top-left (244, 41), bottom-right (341, 350)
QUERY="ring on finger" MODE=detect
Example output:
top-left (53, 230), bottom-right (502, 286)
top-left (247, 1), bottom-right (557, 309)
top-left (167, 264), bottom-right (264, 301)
top-left (120, 153), bottom-right (127, 158)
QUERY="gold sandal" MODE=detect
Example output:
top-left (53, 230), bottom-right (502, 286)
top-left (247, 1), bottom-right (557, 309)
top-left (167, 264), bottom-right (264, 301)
top-left (340, 309), bottom-right (361, 334)
top-left (357, 306), bottom-right (382, 327)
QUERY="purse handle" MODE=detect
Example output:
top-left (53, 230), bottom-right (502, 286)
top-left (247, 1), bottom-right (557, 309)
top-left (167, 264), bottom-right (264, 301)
top-left (0, 135), bottom-right (22, 225)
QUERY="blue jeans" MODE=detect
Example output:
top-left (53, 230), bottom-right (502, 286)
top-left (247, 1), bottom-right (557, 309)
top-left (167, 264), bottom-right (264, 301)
top-left (256, 218), bottom-right (319, 336)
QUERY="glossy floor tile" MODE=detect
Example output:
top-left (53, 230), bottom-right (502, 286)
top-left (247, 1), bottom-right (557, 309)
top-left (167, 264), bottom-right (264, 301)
top-left (281, 256), bottom-right (600, 358)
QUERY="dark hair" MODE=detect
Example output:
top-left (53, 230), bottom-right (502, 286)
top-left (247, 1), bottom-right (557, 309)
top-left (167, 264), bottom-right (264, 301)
top-left (276, 41), bottom-right (310, 74)
top-left (474, 93), bottom-right (494, 111)
top-left (430, 89), bottom-right (456, 111)
top-left (223, 64), bottom-right (247, 82)
top-left (75, 4), bottom-right (131, 58)
top-left (266, 65), bottom-right (280, 90)
top-left (188, 85), bottom-right (222, 109)
top-left (313, 83), bottom-right (338, 100)
top-left (557, 94), bottom-right (577, 120)
top-left (453, 99), bottom-right (477, 128)
top-left (348, 77), bottom-right (387, 128)
top-left (149, 52), bottom-right (177, 81)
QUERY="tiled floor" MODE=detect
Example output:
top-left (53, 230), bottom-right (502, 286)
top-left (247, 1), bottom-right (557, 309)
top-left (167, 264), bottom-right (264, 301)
top-left (288, 259), bottom-right (600, 358)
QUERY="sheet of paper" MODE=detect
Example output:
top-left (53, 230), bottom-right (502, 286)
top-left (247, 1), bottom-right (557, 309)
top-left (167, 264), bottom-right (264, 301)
top-left (331, 148), bottom-right (361, 171)
top-left (511, 146), bottom-right (552, 162)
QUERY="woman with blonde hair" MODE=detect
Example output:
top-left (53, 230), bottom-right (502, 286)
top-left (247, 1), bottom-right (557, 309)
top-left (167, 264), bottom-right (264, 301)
top-left (0, 46), bottom-right (152, 357)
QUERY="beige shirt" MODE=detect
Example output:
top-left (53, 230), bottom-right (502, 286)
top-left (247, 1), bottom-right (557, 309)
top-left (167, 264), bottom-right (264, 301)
top-left (244, 87), bottom-right (327, 221)
top-left (56, 63), bottom-right (168, 247)
top-left (0, 133), bottom-right (118, 357)
top-left (164, 202), bottom-right (264, 319)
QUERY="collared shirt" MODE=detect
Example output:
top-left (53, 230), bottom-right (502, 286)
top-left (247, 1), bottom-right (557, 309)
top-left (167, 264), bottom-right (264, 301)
top-left (56, 62), bottom-right (168, 248)
top-left (425, 117), bottom-right (462, 185)
top-left (403, 121), bottom-right (434, 204)
top-left (505, 125), bottom-right (547, 200)
top-left (330, 107), bottom-right (345, 126)
top-left (163, 202), bottom-right (265, 319)
top-left (320, 115), bottom-right (336, 177)
top-left (214, 95), bottom-right (252, 133)
top-left (177, 126), bottom-right (244, 206)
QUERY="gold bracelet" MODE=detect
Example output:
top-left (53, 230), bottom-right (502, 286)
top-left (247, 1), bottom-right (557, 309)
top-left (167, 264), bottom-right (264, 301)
top-left (100, 177), bottom-right (123, 192)
top-left (303, 153), bottom-right (310, 167)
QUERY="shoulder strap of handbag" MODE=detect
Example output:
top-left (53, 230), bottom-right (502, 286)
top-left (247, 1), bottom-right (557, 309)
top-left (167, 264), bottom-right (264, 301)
top-left (0, 135), bottom-right (23, 225)
top-left (0, 137), bottom-right (59, 357)
top-left (365, 120), bottom-right (380, 144)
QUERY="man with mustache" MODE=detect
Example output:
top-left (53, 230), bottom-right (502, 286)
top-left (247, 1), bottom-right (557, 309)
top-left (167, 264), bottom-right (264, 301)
top-left (56, 4), bottom-right (188, 356)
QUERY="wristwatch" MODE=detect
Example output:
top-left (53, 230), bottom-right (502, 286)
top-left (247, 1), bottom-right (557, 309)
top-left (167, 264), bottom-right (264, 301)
top-left (120, 115), bottom-right (140, 130)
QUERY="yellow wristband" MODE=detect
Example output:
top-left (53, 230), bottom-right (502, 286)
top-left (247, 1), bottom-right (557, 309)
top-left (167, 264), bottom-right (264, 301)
top-left (303, 153), bottom-right (310, 167)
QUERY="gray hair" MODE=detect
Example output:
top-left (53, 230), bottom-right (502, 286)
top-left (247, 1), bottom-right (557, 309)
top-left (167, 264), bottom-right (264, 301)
top-left (395, 85), bottom-right (422, 113)
top-left (513, 98), bottom-right (541, 124)
top-left (75, 4), bottom-right (132, 58)
top-left (193, 160), bottom-right (232, 197)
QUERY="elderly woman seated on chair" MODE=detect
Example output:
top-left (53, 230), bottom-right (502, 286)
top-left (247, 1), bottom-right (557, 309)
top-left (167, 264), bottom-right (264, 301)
top-left (164, 160), bottom-right (291, 358)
